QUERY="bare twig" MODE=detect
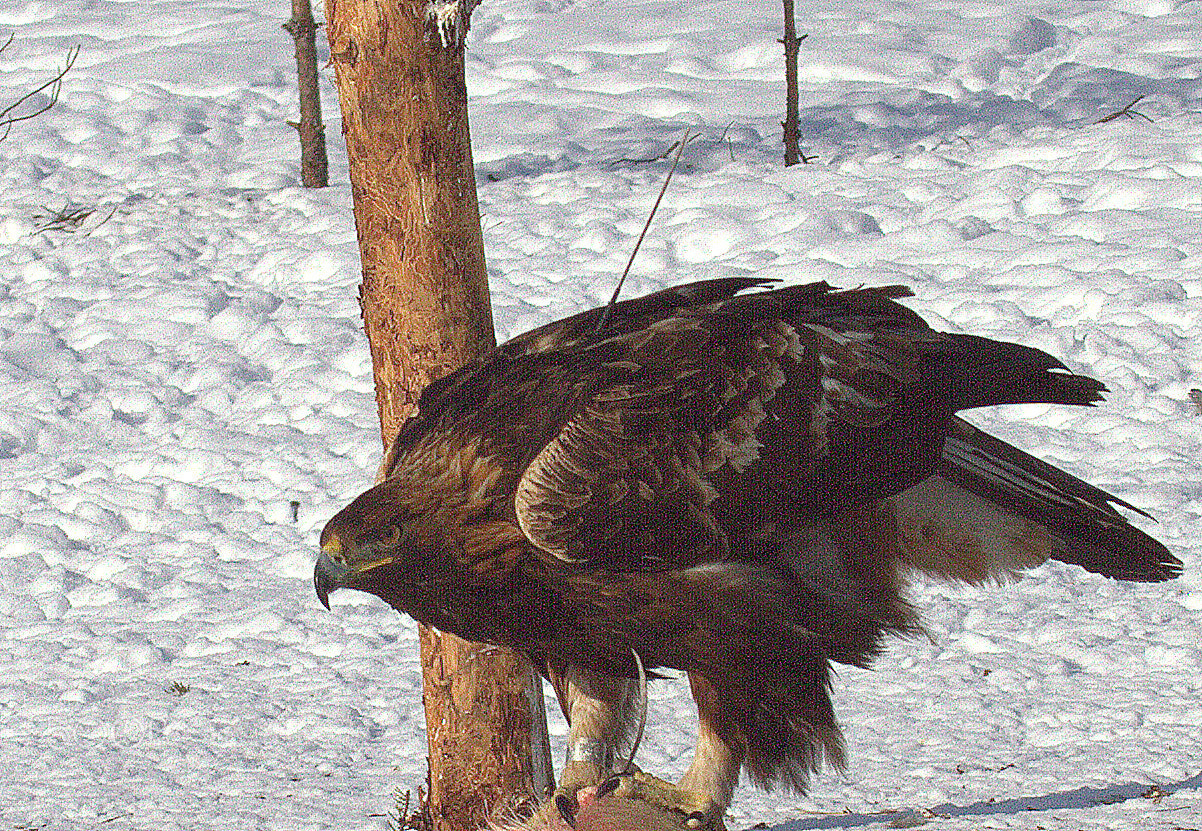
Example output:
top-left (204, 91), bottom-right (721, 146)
top-left (719, 120), bottom-right (736, 161)
top-left (387, 787), bottom-right (430, 831)
top-left (32, 203), bottom-right (93, 232)
top-left (609, 131), bottom-right (699, 166)
top-left (594, 127), bottom-right (691, 334)
top-left (1094, 95), bottom-right (1153, 124)
top-left (0, 43), bottom-right (79, 143)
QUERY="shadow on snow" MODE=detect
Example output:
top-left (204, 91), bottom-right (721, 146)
top-left (474, 64), bottom-right (1202, 182)
top-left (766, 769), bottom-right (1202, 830)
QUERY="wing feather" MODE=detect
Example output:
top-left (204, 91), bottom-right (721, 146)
top-left (938, 417), bottom-right (1180, 581)
top-left (513, 283), bottom-right (945, 568)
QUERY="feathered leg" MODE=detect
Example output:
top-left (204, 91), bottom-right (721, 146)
top-left (547, 664), bottom-right (641, 817)
top-left (677, 673), bottom-right (742, 823)
top-left (604, 672), bottom-right (738, 829)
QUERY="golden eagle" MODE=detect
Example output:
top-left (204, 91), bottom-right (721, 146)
top-left (315, 279), bottom-right (1179, 828)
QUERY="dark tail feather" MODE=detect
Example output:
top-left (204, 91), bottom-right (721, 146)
top-left (947, 333), bottom-right (1106, 410)
top-left (940, 418), bottom-right (1181, 582)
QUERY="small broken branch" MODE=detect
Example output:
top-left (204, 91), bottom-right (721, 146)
top-left (1094, 95), bottom-right (1153, 125)
top-left (387, 787), bottom-right (432, 831)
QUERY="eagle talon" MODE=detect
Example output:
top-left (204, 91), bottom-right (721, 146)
top-left (555, 794), bottom-right (576, 828)
top-left (555, 759), bottom-right (605, 819)
top-left (597, 776), bottom-right (622, 798)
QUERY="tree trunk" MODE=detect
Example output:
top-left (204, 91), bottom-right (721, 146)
top-left (779, 0), bottom-right (808, 166)
top-left (322, 1), bottom-right (554, 827)
top-left (284, 0), bottom-right (329, 187)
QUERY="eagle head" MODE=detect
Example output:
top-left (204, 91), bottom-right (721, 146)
top-left (313, 468), bottom-right (521, 628)
top-left (313, 479), bottom-right (422, 611)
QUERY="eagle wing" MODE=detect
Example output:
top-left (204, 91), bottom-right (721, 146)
top-left (513, 283), bottom-right (942, 568)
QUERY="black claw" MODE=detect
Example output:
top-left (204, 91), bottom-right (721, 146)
top-left (555, 794), bottom-right (577, 828)
top-left (597, 776), bottom-right (621, 798)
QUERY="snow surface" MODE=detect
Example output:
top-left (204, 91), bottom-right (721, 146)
top-left (2, 0), bottom-right (1201, 828)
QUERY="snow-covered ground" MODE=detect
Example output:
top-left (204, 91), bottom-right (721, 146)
top-left (2, 0), bottom-right (1200, 827)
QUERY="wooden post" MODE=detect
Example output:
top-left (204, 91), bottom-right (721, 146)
top-left (321, 0), bottom-right (553, 826)
top-left (284, 0), bottom-right (329, 187)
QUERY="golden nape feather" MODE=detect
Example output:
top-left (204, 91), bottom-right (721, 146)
top-left (315, 279), bottom-right (1180, 829)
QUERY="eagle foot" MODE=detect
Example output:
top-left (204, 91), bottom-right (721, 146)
top-left (553, 759), bottom-right (611, 826)
top-left (554, 793), bottom-right (577, 829)
top-left (602, 771), bottom-right (727, 830)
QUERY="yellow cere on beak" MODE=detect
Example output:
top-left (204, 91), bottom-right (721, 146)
top-left (314, 529), bottom-right (401, 611)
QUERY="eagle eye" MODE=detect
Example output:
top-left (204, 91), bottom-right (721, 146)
top-left (364, 524), bottom-right (404, 551)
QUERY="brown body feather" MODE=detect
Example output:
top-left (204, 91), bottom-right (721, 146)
top-left (316, 279), bottom-right (1180, 815)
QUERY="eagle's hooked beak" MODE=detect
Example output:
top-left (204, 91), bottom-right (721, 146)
top-left (314, 530), bottom-right (399, 609)
top-left (314, 535), bottom-right (349, 611)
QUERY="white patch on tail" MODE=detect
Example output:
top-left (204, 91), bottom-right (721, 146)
top-left (889, 475), bottom-right (1059, 584)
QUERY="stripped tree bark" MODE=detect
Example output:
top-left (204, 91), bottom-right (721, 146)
top-left (321, 0), bottom-right (553, 827)
top-left (284, 0), bottom-right (329, 187)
